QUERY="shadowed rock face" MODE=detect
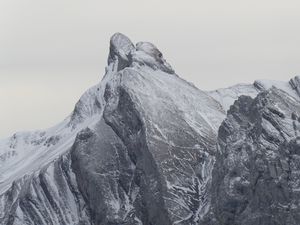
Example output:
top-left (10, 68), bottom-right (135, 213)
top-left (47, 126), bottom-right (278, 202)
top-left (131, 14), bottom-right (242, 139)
top-left (0, 154), bottom-right (92, 225)
top-left (70, 35), bottom-right (224, 224)
top-left (290, 76), bottom-right (300, 97)
top-left (202, 88), bottom-right (300, 225)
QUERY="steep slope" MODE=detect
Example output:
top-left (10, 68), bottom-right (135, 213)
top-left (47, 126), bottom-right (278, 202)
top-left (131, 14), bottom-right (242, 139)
top-left (0, 153), bottom-right (92, 225)
top-left (202, 87), bottom-right (300, 225)
top-left (0, 82), bottom-right (105, 194)
top-left (0, 32), bottom-right (299, 225)
top-left (208, 84), bottom-right (259, 111)
top-left (70, 33), bottom-right (226, 225)
top-left (0, 82), bottom-right (106, 225)
top-left (208, 76), bottom-right (300, 111)
top-left (0, 33), bottom-right (226, 225)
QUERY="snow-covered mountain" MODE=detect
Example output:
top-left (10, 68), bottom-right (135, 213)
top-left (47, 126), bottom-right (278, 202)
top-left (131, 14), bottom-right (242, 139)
top-left (208, 77), bottom-right (300, 111)
top-left (0, 33), bottom-right (299, 225)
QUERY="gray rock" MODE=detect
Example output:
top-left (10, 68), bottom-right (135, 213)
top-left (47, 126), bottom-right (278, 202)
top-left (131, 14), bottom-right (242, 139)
top-left (202, 88), bottom-right (300, 225)
top-left (0, 154), bottom-right (91, 225)
top-left (289, 76), bottom-right (300, 97)
top-left (1, 33), bottom-right (300, 225)
top-left (108, 33), bottom-right (135, 72)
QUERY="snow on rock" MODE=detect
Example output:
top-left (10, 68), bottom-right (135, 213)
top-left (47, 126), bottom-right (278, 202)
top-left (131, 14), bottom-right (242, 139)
top-left (108, 33), bottom-right (135, 71)
top-left (202, 87), bottom-right (300, 225)
top-left (69, 84), bottom-right (103, 128)
top-left (133, 42), bottom-right (175, 74)
top-left (209, 76), bottom-right (300, 112)
top-left (0, 153), bottom-right (91, 225)
top-left (0, 115), bottom-right (99, 195)
top-left (289, 76), bottom-right (300, 97)
top-left (208, 83), bottom-right (259, 112)
top-left (254, 78), bottom-right (300, 100)
top-left (0, 32), bottom-right (224, 225)
top-left (1, 32), bottom-right (300, 225)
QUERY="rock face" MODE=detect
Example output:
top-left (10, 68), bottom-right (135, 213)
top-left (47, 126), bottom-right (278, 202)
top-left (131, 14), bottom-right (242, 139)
top-left (290, 76), bottom-right (300, 97)
top-left (0, 153), bottom-right (91, 225)
top-left (0, 33), bottom-right (225, 225)
top-left (208, 76), bottom-right (300, 111)
top-left (202, 88), bottom-right (300, 225)
top-left (0, 33), bottom-right (299, 225)
top-left (71, 33), bottom-right (225, 225)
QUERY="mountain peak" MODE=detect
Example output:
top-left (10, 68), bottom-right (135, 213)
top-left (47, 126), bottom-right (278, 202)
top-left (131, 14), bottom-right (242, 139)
top-left (108, 32), bottom-right (175, 74)
top-left (3, 34), bottom-right (300, 225)
top-left (133, 41), bottom-right (174, 74)
top-left (108, 32), bottom-right (135, 71)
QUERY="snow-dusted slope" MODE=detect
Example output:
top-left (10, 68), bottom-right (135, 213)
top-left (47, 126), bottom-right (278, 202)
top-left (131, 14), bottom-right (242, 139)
top-left (71, 33), bottom-right (227, 225)
top-left (254, 78), bottom-right (300, 100)
top-left (0, 32), bottom-right (299, 225)
top-left (208, 76), bottom-right (300, 111)
top-left (0, 33), bottom-right (226, 225)
top-left (208, 84), bottom-right (259, 112)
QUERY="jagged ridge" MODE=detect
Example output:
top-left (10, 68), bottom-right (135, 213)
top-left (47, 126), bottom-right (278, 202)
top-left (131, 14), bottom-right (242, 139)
top-left (0, 33), bottom-right (299, 225)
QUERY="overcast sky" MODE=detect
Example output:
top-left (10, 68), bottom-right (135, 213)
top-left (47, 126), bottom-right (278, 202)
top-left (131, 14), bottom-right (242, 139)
top-left (1, 0), bottom-right (300, 138)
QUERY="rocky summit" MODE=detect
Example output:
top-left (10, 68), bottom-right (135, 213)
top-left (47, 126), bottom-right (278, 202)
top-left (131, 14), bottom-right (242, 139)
top-left (0, 33), bottom-right (299, 225)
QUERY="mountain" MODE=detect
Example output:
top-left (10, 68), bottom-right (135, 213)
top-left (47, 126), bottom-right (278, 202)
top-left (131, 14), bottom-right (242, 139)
top-left (208, 77), bottom-right (300, 111)
top-left (203, 87), bottom-right (300, 225)
top-left (0, 33), bottom-right (299, 225)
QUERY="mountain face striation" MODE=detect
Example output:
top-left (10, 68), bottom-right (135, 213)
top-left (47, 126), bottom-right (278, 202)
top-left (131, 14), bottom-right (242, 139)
top-left (0, 33), bottom-right (299, 225)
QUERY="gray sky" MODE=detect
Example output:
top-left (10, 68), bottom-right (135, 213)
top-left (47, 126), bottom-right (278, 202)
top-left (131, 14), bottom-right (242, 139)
top-left (1, 0), bottom-right (300, 138)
